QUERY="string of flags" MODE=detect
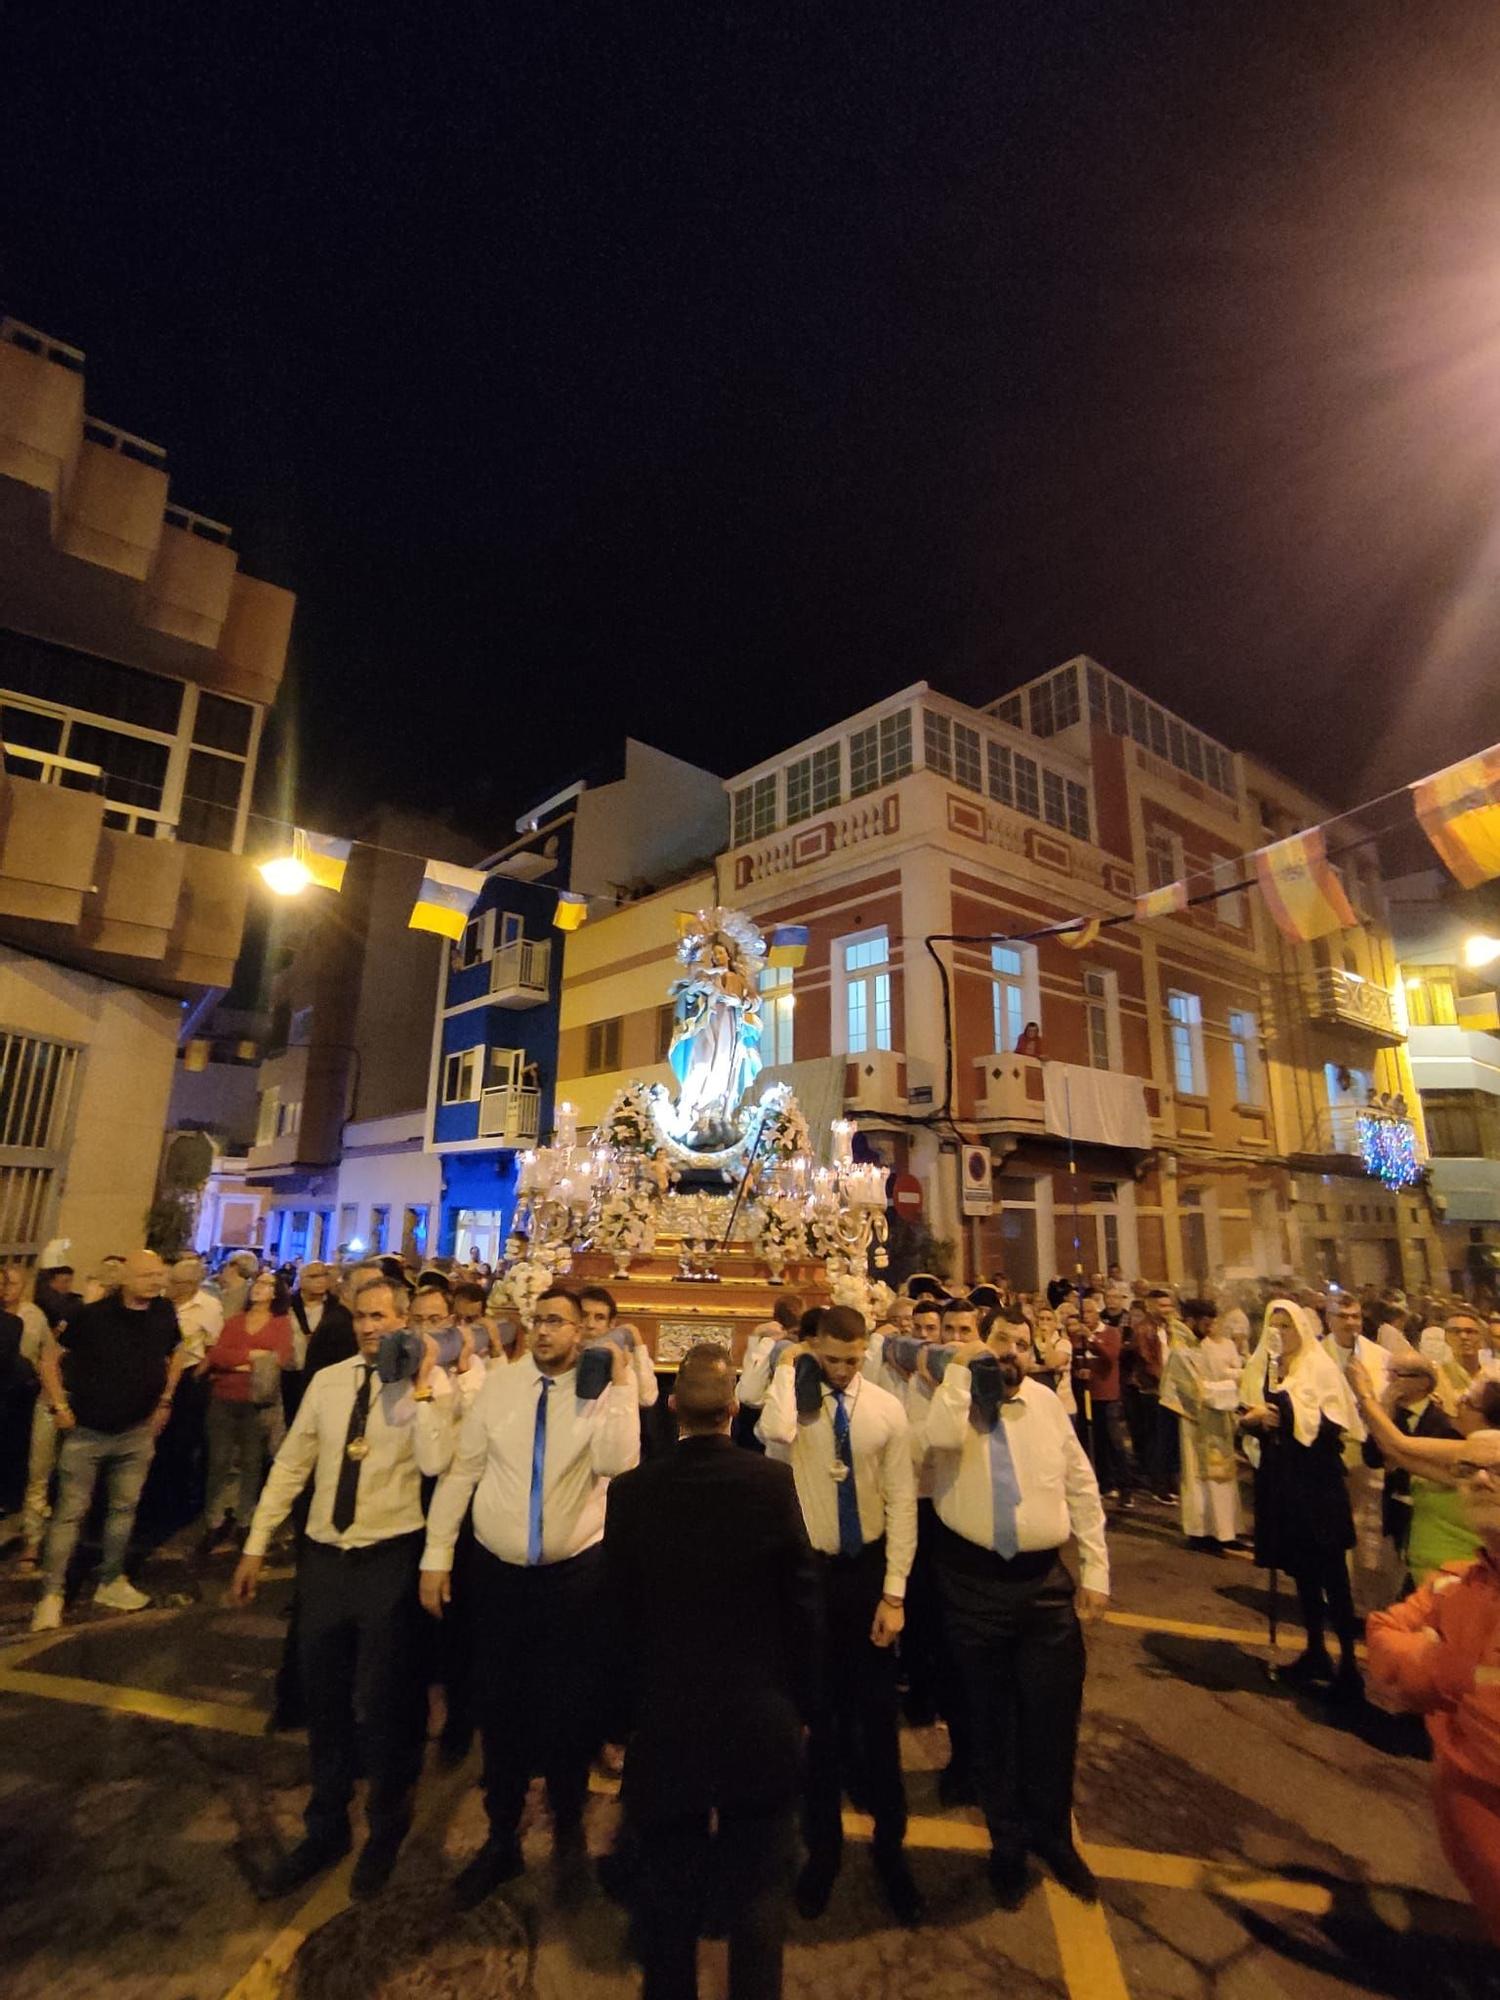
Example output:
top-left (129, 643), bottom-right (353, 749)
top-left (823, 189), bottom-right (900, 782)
top-left (247, 736), bottom-right (1500, 961)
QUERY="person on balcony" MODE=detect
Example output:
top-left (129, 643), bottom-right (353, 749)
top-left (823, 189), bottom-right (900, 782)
top-left (1014, 1021), bottom-right (1043, 1057)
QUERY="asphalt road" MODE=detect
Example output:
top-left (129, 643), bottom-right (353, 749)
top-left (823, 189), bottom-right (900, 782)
top-left (0, 1497), bottom-right (1494, 2000)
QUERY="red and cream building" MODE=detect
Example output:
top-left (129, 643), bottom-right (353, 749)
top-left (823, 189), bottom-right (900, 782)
top-left (719, 658), bottom-right (1440, 1292)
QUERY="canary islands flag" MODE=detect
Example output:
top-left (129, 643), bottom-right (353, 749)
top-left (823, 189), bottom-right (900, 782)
top-left (294, 827), bottom-right (351, 892)
top-left (409, 859), bottom-right (488, 941)
top-left (1134, 881), bottom-right (1188, 922)
top-left (1059, 916), bottom-right (1102, 951)
top-left (1412, 748), bottom-right (1500, 890)
top-left (554, 891), bottom-right (588, 932)
top-left (1457, 992), bottom-right (1500, 1033)
top-left (767, 923), bottom-right (810, 968)
top-left (1254, 829), bottom-right (1356, 942)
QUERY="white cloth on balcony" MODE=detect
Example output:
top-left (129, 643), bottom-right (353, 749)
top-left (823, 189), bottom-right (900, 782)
top-left (1041, 1061), bottom-right (1150, 1150)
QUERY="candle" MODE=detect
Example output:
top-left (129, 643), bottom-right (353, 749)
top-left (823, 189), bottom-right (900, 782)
top-left (831, 1119), bottom-right (854, 1167)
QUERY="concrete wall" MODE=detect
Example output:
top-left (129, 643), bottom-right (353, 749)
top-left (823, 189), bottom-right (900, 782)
top-left (0, 948), bottom-right (179, 1271)
top-left (335, 1112), bottom-right (442, 1253)
top-left (572, 740), bottom-right (726, 899)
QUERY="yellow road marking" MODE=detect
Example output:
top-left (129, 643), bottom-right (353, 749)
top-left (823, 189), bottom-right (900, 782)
top-left (0, 1667), bottom-right (274, 1738)
top-left (1102, 1609), bottom-right (1366, 1659)
top-left (1082, 1842), bottom-right (1332, 1914)
top-left (1044, 1878), bottom-right (1131, 2000)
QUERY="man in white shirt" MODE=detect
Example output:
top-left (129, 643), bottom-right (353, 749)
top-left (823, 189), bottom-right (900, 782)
top-left (736, 1296), bottom-right (806, 1449)
top-left (420, 1284), bottom-right (639, 1909)
top-left (579, 1283), bottom-right (660, 1453)
top-left (229, 1276), bottom-right (456, 1902)
top-left (758, 1304), bottom-right (922, 1926)
top-left (150, 1255), bottom-right (224, 1527)
top-left (919, 1307), bottom-right (1108, 1909)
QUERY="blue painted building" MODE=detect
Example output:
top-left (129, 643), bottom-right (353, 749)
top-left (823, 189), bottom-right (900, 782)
top-left (425, 817), bottom-right (571, 1262)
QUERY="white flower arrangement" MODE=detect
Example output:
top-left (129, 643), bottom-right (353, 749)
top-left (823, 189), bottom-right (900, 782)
top-left (598, 1083), bottom-right (659, 1156)
top-left (492, 1253), bottom-right (557, 1327)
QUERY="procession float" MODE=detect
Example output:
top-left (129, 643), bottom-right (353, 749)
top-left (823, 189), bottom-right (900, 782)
top-left (494, 906), bottom-right (890, 1367)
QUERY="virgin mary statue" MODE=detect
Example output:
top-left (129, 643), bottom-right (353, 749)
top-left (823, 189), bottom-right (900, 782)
top-left (666, 909), bottom-right (765, 1148)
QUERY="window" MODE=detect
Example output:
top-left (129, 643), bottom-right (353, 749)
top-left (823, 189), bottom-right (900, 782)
top-left (1013, 753), bottom-right (1040, 819)
top-left (1405, 973), bottom-right (1458, 1028)
top-left (784, 742), bottom-right (840, 825)
top-left (991, 944), bottom-right (1036, 1053)
top-left (1167, 990), bottom-right (1205, 1097)
top-left (458, 910), bottom-right (495, 970)
top-left (986, 740), bottom-right (1014, 808)
top-left (731, 776), bottom-right (776, 845)
top-left (443, 1046), bottom-right (484, 1103)
top-left (586, 1017), bottom-right (622, 1073)
top-left (656, 1002), bottom-right (676, 1063)
top-left (1065, 780), bottom-right (1091, 842)
top-left (850, 709), bottom-right (913, 796)
top-left (840, 931), bottom-right (892, 1055)
top-left (402, 1206), bottom-right (429, 1260)
top-left (923, 709), bottom-right (953, 777)
top-left (760, 965), bottom-right (795, 1067)
top-left (256, 1089), bottom-right (280, 1145)
top-left (1029, 679), bottom-right (1055, 737)
top-left (0, 1031), bottom-right (80, 1149)
top-left (1042, 769), bottom-right (1068, 831)
top-left (0, 629), bottom-right (182, 732)
top-left (339, 1202), bottom-right (358, 1246)
top-left (274, 1098), bottom-right (301, 1137)
top-left (1083, 967), bottom-right (1120, 1070)
top-left (1145, 827), bottom-right (1181, 890)
top-left (370, 1205), bottom-right (390, 1253)
top-left (1052, 663), bottom-right (1081, 729)
top-left (992, 693), bottom-right (1023, 728)
top-left (1228, 1008), bottom-right (1263, 1105)
top-left (952, 722), bottom-right (982, 792)
top-left (1424, 1092), bottom-right (1485, 1157)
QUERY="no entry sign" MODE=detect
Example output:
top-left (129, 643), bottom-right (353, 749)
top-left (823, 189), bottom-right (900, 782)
top-left (890, 1172), bottom-right (923, 1220)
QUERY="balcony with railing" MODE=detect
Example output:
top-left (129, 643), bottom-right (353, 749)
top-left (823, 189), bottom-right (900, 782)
top-left (478, 1083), bottom-right (541, 1145)
top-left (973, 1053), bottom-right (1154, 1150)
top-left (1308, 967), bottom-right (1403, 1045)
top-left (490, 937), bottom-right (552, 1007)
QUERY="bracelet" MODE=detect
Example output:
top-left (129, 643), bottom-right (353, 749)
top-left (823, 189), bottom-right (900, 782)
top-left (882, 1594), bottom-right (904, 1609)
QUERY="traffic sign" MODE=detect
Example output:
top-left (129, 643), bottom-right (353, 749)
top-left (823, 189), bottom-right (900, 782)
top-left (961, 1145), bottom-right (994, 1216)
top-left (890, 1172), bottom-right (923, 1220)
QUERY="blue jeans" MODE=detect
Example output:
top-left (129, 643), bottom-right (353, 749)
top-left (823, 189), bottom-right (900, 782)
top-left (41, 1424), bottom-right (156, 1595)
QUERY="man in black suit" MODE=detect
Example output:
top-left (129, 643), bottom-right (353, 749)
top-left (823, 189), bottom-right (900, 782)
top-left (604, 1343), bottom-right (822, 2000)
top-left (284, 1262), bottom-right (356, 1425)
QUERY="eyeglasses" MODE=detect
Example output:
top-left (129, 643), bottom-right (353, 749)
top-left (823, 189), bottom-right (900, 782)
top-left (535, 1314), bottom-right (579, 1331)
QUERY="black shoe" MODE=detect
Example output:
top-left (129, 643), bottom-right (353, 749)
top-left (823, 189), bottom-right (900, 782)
top-left (987, 1850), bottom-right (1031, 1910)
top-left (553, 1822), bottom-right (591, 1908)
top-left (874, 1851), bottom-right (925, 1927)
top-left (437, 1727), bottom-right (473, 1769)
top-left (1035, 1840), bottom-right (1098, 1903)
top-left (453, 1839), bottom-right (524, 1911)
top-left (1325, 1661), bottom-right (1364, 1706)
top-left (1280, 1647), bottom-right (1334, 1688)
top-left (257, 1833), bottom-right (349, 1900)
top-left (794, 1857), bottom-right (837, 1921)
top-left (902, 1693), bottom-right (938, 1728)
top-left (595, 1846), bottom-right (638, 1906)
top-left (350, 1823), bottom-right (407, 1900)
top-left (937, 1762), bottom-right (977, 1809)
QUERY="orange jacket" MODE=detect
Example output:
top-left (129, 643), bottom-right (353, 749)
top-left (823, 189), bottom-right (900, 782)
top-left (1367, 1553), bottom-right (1500, 1790)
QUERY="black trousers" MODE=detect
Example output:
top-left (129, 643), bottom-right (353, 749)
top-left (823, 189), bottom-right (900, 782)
top-left (1089, 1400), bottom-right (1133, 1494)
top-left (1292, 1547), bottom-right (1358, 1658)
top-left (804, 1539), bottom-right (906, 1870)
top-left (933, 1524), bottom-right (1085, 1861)
top-left (471, 1542), bottom-right (605, 1845)
top-left (299, 1532), bottom-right (426, 1847)
top-left (901, 1499), bottom-right (960, 1734)
top-left (637, 1807), bottom-right (797, 2000)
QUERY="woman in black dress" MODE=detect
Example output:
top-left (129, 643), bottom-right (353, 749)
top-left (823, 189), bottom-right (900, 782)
top-left (1239, 1299), bottom-right (1362, 1700)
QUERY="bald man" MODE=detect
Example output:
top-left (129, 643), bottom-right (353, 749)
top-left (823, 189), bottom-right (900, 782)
top-left (33, 1250), bottom-right (187, 1631)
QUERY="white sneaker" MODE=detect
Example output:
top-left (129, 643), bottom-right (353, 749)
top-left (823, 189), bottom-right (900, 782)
top-left (94, 1576), bottom-right (150, 1613)
top-left (30, 1593), bottom-right (63, 1632)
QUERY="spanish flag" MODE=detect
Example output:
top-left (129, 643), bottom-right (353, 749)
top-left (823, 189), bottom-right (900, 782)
top-left (767, 923), bottom-right (810, 968)
top-left (1134, 881), bottom-right (1188, 922)
top-left (1457, 991), bottom-right (1500, 1033)
top-left (553, 891), bottom-right (589, 932)
top-left (294, 827), bottom-right (351, 892)
top-left (675, 911), bottom-right (701, 937)
top-left (409, 859), bottom-right (488, 941)
top-left (1059, 915), bottom-right (1102, 951)
top-left (1254, 829), bottom-right (1356, 942)
top-left (1412, 747), bottom-right (1500, 889)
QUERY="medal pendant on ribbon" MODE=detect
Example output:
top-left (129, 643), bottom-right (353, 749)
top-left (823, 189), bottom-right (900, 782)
top-left (830, 1460), bottom-right (849, 1482)
top-left (346, 1436), bottom-right (371, 1462)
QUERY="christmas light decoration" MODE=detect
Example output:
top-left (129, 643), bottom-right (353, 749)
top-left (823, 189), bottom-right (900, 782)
top-left (1356, 1114), bottom-right (1421, 1189)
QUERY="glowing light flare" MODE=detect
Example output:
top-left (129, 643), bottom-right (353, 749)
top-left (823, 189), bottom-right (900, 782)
top-left (1463, 934), bottom-right (1500, 968)
top-left (258, 854), bottom-right (313, 896)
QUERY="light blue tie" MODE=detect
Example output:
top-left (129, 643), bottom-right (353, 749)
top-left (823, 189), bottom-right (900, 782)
top-left (527, 1378), bottom-right (551, 1567)
top-left (987, 1407), bottom-right (1022, 1559)
top-left (832, 1391), bottom-right (864, 1557)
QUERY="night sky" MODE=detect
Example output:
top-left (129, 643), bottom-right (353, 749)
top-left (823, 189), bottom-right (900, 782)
top-left (7, 6), bottom-right (1500, 842)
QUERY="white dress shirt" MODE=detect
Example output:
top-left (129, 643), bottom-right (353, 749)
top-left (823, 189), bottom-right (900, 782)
top-left (422, 1352), bottom-right (639, 1572)
top-left (607, 1326), bottom-right (659, 1408)
top-left (173, 1288), bottom-right (225, 1367)
top-left (920, 1368), bottom-right (1110, 1595)
top-left (244, 1353), bottom-right (455, 1555)
top-left (291, 1294), bottom-right (326, 1370)
top-left (862, 1328), bottom-right (918, 1402)
top-left (737, 1324), bottom-right (783, 1407)
top-left (17, 1300), bottom-right (49, 1370)
top-left (757, 1365), bottom-right (917, 1599)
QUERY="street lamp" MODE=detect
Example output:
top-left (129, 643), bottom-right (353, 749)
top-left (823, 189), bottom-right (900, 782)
top-left (258, 852), bottom-right (313, 896)
top-left (1463, 934), bottom-right (1500, 968)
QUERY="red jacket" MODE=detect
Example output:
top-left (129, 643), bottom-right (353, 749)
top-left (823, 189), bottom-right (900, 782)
top-left (204, 1312), bottom-right (294, 1405)
top-left (1367, 1553), bottom-right (1500, 1790)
